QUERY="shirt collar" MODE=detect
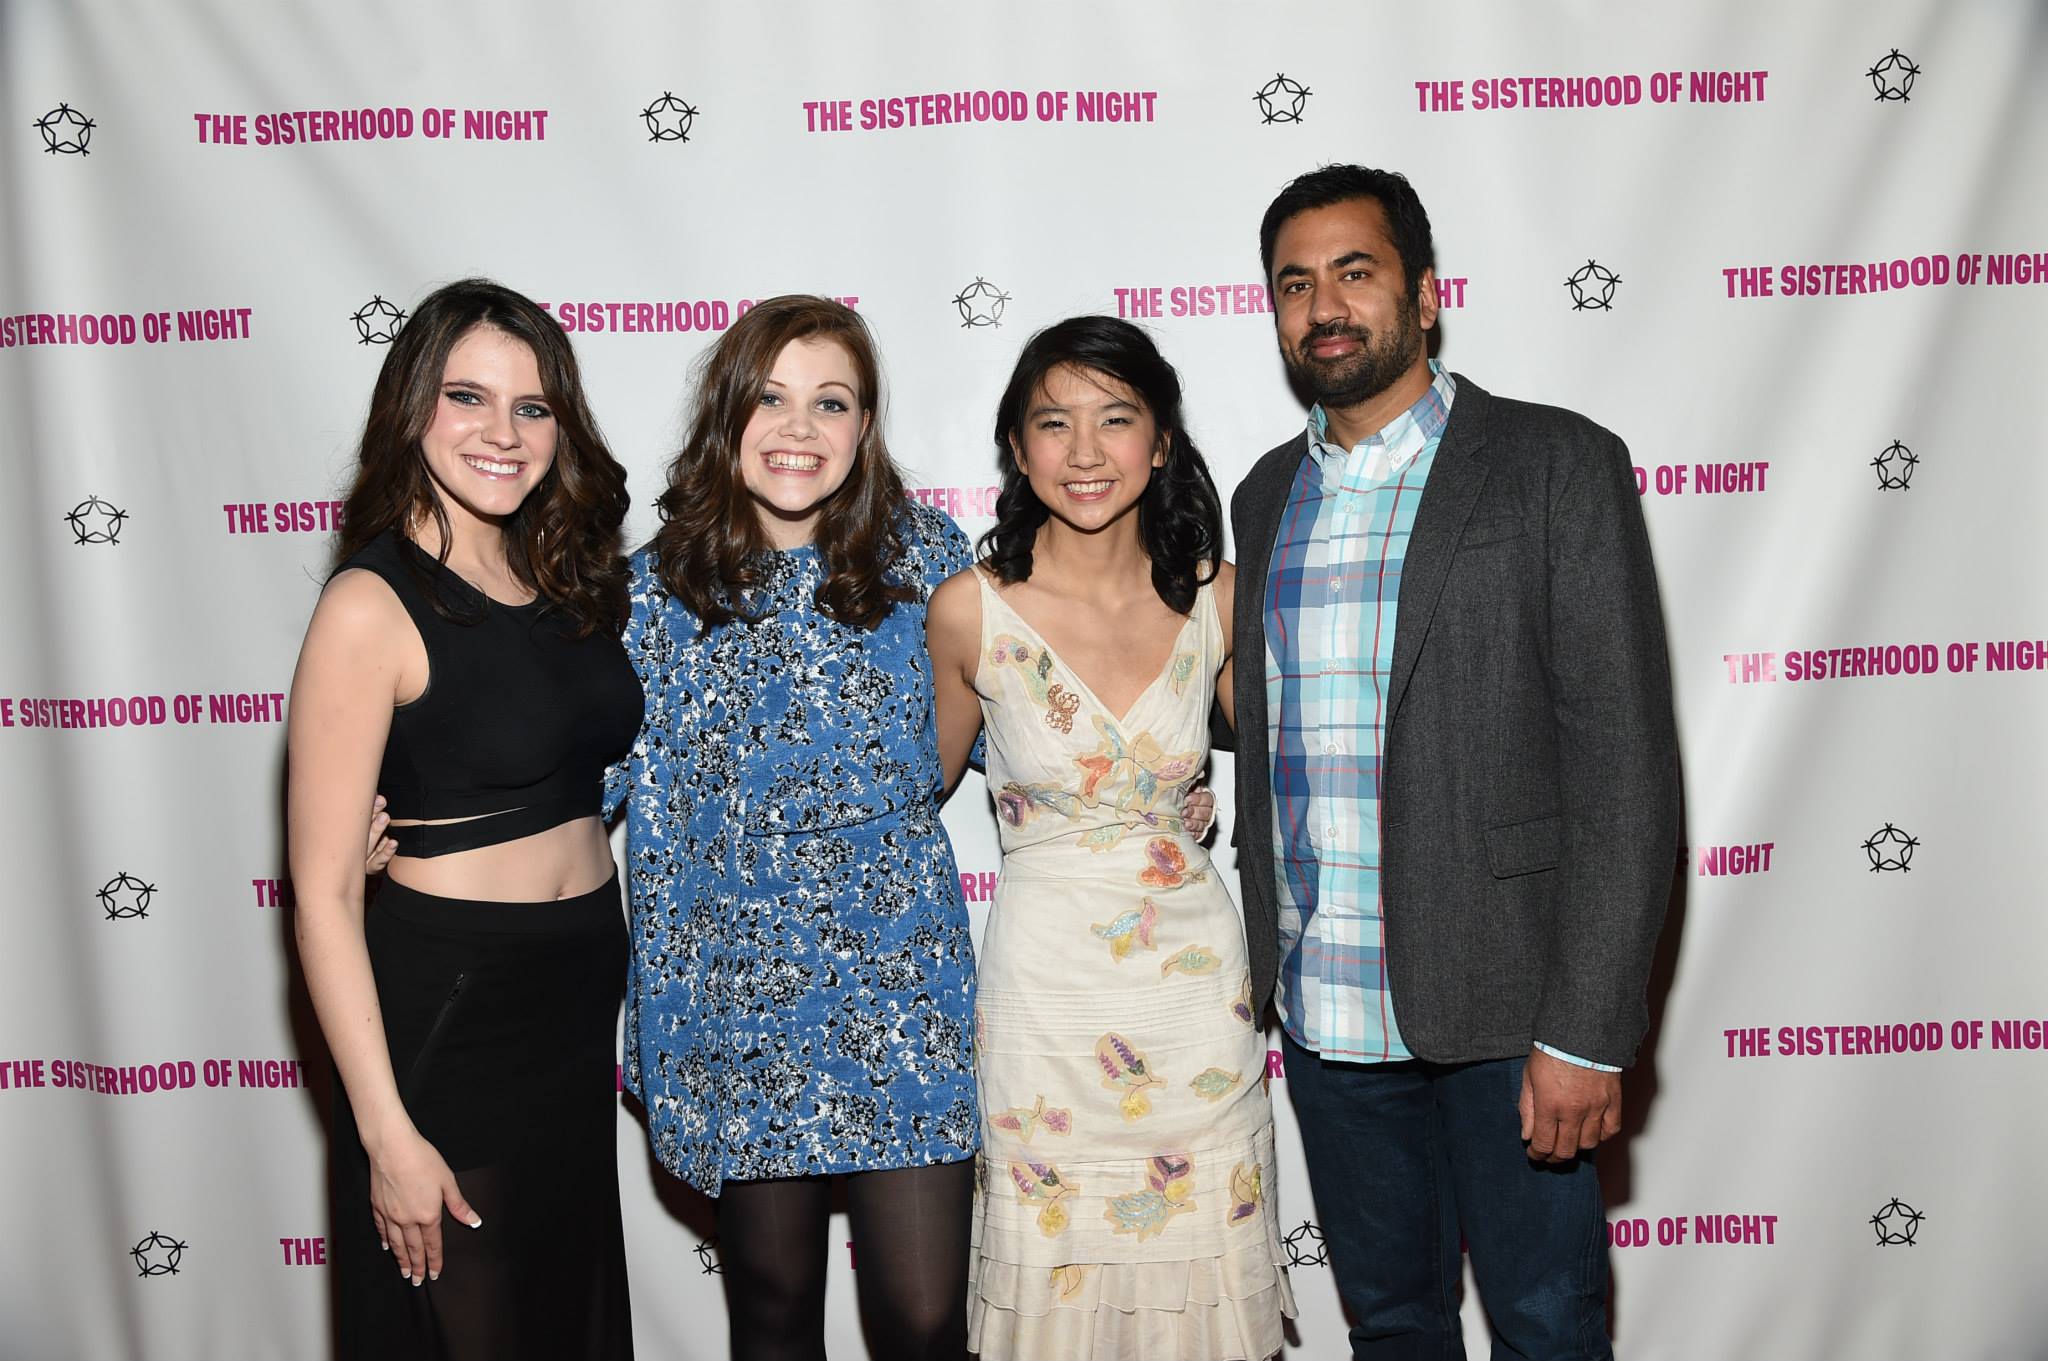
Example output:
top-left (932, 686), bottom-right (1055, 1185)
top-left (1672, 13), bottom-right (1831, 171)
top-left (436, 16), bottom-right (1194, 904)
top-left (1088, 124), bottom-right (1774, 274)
top-left (1306, 361), bottom-right (1457, 474)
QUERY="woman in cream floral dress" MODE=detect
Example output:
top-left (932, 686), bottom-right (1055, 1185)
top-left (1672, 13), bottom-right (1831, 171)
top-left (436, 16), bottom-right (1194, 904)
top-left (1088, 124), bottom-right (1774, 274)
top-left (929, 317), bottom-right (1293, 1360)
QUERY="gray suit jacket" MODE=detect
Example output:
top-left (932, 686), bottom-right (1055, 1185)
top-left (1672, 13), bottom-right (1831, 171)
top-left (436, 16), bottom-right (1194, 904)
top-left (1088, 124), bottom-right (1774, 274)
top-left (1230, 376), bottom-right (1679, 1067)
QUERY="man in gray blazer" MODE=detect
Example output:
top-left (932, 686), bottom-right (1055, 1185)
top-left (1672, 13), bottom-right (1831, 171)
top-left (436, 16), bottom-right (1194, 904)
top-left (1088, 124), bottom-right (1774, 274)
top-left (1230, 164), bottom-right (1678, 1359)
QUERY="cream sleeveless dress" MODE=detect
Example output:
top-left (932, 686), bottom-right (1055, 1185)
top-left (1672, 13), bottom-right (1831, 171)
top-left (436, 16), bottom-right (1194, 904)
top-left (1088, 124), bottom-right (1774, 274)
top-left (967, 569), bottom-right (1294, 1360)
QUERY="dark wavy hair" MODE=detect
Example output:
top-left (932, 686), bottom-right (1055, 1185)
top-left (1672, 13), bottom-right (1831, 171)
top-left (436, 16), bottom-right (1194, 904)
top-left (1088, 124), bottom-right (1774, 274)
top-left (334, 278), bottom-right (629, 635)
top-left (650, 295), bottom-right (913, 632)
top-left (1259, 164), bottom-right (1436, 305)
top-left (979, 316), bottom-right (1221, 615)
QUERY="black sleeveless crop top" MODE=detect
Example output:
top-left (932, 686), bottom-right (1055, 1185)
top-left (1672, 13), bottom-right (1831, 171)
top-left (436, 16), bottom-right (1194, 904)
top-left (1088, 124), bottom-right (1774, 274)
top-left (337, 530), bottom-right (642, 857)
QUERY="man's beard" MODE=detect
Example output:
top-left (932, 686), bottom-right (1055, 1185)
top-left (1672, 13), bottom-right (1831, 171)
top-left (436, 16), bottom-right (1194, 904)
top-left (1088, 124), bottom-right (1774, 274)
top-left (1282, 294), bottom-right (1424, 410)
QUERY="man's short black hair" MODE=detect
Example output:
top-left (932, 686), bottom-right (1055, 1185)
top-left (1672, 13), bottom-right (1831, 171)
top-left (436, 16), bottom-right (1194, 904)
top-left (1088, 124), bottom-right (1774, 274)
top-left (1259, 165), bottom-right (1436, 304)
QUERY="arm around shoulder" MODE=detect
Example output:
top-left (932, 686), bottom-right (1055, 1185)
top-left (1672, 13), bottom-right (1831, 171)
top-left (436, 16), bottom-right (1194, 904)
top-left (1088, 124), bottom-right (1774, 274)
top-left (925, 567), bottom-right (985, 796)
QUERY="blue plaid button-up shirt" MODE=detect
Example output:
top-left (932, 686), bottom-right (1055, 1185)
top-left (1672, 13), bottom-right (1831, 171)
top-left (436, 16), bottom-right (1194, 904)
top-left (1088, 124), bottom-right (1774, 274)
top-left (1265, 364), bottom-right (1453, 1060)
top-left (1265, 363), bottom-right (1614, 1071)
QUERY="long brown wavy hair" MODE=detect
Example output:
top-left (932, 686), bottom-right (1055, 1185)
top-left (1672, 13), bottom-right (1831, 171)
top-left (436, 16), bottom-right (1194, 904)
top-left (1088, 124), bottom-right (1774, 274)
top-left (334, 278), bottom-right (630, 635)
top-left (651, 295), bottom-right (913, 631)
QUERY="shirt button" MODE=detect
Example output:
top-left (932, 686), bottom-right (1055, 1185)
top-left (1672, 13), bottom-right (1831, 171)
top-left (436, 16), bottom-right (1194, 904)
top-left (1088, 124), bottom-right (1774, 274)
top-left (1325, 826), bottom-right (1341, 842)
top-left (1323, 740), bottom-right (1340, 755)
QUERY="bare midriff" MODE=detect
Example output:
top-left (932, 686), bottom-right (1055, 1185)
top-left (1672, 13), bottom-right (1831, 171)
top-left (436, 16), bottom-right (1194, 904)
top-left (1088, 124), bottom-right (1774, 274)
top-left (385, 814), bottom-right (615, 902)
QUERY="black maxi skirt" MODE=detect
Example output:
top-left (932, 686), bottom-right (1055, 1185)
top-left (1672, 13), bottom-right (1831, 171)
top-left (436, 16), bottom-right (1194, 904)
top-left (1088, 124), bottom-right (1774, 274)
top-left (332, 874), bottom-right (633, 1360)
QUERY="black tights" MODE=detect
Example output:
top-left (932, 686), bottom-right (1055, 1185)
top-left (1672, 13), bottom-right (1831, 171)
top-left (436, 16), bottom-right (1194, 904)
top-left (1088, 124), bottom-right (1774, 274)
top-left (716, 1159), bottom-right (974, 1361)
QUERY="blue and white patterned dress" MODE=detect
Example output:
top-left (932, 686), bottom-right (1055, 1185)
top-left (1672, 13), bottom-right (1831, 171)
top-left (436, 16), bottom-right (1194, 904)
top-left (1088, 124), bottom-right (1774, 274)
top-left (604, 501), bottom-right (980, 1196)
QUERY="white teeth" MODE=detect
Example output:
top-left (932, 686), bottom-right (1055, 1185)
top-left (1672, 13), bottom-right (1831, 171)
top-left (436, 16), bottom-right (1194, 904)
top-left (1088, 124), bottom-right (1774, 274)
top-left (464, 456), bottom-right (520, 475)
top-left (1067, 480), bottom-right (1111, 494)
top-left (765, 452), bottom-right (822, 471)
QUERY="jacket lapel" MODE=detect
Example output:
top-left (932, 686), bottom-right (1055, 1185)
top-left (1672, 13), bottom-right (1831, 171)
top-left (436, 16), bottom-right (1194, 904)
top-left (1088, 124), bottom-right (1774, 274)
top-left (1233, 434), bottom-right (1306, 773)
top-left (1388, 377), bottom-right (1492, 722)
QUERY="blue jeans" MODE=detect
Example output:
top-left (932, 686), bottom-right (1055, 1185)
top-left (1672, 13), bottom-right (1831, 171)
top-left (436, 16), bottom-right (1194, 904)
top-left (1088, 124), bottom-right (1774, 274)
top-left (1282, 1033), bottom-right (1612, 1360)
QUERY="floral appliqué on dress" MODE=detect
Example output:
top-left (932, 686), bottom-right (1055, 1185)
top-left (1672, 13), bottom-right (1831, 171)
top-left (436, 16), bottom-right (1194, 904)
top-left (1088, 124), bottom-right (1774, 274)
top-left (1090, 899), bottom-right (1161, 961)
top-left (1010, 1160), bottom-right (1078, 1237)
top-left (1095, 1031), bottom-right (1166, 1120)
top-left (1103, 1154), bottom-right (1196, 1241)
top-left (991, 1095), bottom-right (1073, 1144)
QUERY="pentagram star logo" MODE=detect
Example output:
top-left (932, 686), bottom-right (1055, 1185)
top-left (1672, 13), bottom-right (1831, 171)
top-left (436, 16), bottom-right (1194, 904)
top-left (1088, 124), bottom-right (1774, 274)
top-left (1867, 50), bottom-right (1921, 102)
top-left (693, 1237), bottom-right (722, 1275)
top-left (65, 495), bottom-right (128, 545)
top-left (1282, 1219), bottom-right (1327, 1267)
top-left (33, 103), bottom-right (96, 155)
top-left (952, 277), bottom-right (1011, 329)
top-left (1862, 823), bottom-right (1918, 872)
top-left (1565, 260), bottom-right (1623, 311)
top-left (1871, 440), bottom-right (1917, 490)
top-left (98, 872), bottom-right (157, 921)
top-left (131, 1230), bottom-right (188, 1277)
top-left (1254, 73), bottom-right (1312, 125)
top-left (351, 295), bottom-right (406, 345)
top-left (642, 92), bottom-right (700, 143)
top-left (1870, 1197), bottom-right (1924, 1245)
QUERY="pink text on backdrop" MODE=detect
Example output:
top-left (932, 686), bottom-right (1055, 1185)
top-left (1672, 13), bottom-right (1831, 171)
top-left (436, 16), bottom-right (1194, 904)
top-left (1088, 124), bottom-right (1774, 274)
top-left (1608, 1214), bottom-right (1779, 1248)
top-left (912, 486), bottom-right (1001, 519)
top-left (192, 108), bottom-right (547, 145)
top-left (224, 500), bottom-right (346, 534)
top-left (1, 692), bottom-right (284, 729)
top-left (0, 307), bottom-right (252, 348)
top-left (1718, 1020), bottom-right (2048, 1058)
top-left (280, 1238), bottom-right (328, 1266)
top-left (1696, 842), bottom-right (1774, 876)
top-left (1, 1057), bottom-right (307, 1094)
top-left (1114, 278), bottom-right (1466, 320)
top-left (1721, 639), bottom-right (2047, 684)
top-left (1633, 462), bottom-right (1768, 495)
top-left (1724, 252), bottom-right (2045, 299)
top-left (806, 90), bottom-right (1156, 132)
top-left (1416, 70), bottom-right (1766, 113)
top-left (536, 298), bottom-right (858, 336)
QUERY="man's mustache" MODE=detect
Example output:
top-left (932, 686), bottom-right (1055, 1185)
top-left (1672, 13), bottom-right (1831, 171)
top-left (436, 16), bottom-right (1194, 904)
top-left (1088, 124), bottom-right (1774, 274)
top-left (1299, 321), bottom-right (1371, 352)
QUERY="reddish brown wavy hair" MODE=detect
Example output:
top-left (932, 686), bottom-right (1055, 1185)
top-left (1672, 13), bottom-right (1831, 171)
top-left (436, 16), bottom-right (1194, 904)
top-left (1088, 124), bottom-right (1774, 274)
top-left (651, 295), bottom-right (913, 631)
top-left (334, 278), bottom-right (630, 635)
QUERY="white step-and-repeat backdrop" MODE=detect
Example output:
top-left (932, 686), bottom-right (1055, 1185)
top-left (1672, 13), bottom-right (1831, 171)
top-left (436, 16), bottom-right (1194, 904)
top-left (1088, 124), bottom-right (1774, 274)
top-left (4, 2), bottom-right (2044, 1357)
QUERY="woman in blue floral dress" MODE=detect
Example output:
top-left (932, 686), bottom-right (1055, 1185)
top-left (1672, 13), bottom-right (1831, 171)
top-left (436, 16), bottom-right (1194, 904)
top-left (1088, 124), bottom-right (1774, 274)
top-left (604, 296), bottom-right (978, 1361)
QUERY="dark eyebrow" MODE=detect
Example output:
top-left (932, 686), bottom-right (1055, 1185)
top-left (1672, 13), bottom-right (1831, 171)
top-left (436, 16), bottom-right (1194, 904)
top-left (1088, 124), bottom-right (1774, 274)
top-left (1275, 250), bottom-right (1378, 283)
top-left (763, 377), bottom-right (860, 399)
top-left (444, 378), bottom-right (550, 405)
top-left (1028, 397), bottom-right (1138, 418)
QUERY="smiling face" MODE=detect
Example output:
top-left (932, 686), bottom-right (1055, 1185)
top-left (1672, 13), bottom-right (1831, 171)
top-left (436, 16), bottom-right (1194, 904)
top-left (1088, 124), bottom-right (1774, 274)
top-left (1270, 197), bottom-right (1438, 416)
top-left (417, 325), bottom-right (558, 532)
top-left (1010, 363), bottom-right (1166, 537)
top-left (738, 336), bottom-right (869, 548)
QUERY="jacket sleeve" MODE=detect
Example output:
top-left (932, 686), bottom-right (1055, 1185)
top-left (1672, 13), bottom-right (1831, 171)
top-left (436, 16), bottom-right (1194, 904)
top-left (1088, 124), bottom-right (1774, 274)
top-left (1532, 429), bottom-right (1681, 1067)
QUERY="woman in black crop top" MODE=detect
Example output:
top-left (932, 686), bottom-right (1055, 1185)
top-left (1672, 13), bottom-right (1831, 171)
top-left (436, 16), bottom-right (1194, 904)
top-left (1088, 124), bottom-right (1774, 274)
top-left (287, 279), bottom-right (638, 1360)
